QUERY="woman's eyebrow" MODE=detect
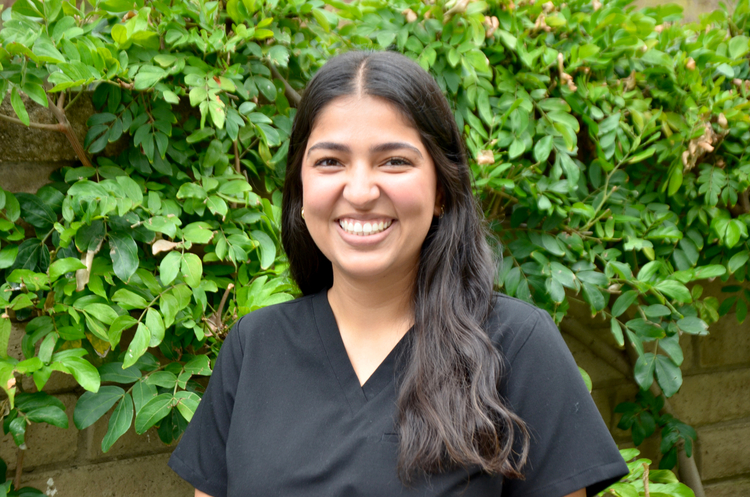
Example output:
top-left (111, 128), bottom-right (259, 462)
top-left (307, 142), bottom-right (350, 158)
top-left (370, 142), bottom-right (423, 159)
top-left (306, 141), bottom-right (423, 159)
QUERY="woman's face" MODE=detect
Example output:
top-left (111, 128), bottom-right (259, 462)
top-left (301, 95), bottom-right (440, 285)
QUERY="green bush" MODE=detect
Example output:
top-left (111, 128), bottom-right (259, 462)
top-left (1, 0), bottom-right (749, 492)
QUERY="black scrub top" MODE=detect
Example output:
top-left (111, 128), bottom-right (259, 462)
top-left (168, 290), bottom-right (628, 497)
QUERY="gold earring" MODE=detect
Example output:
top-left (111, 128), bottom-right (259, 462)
top-left (439, 205), bottom-right (445, 219)
top-left (301, 208), bottom-right (305, 220)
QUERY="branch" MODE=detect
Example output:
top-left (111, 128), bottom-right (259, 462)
top-left (0, 112), bottom-right (65, 131)
top-left (266, 63), bottom-right (301, 107)
top-left (45, 94), bottom-right (93, 168)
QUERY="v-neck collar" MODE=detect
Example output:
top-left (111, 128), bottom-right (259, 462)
top-left (311, 289), bottom-right (411, 414)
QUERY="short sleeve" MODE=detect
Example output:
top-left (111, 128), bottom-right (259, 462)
top-left (500, 310), bottom-right (628, 497)
top-left (168, 320), bottom-right (245, 497)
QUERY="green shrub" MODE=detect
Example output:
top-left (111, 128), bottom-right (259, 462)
top-left (1, 0), bottom-right (749, 492)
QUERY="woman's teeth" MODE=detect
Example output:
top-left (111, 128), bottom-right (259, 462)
top-left (339, 219), bottom-right (392, 236)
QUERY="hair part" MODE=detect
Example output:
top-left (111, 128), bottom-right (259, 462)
top-left (281, 50), bottom-right (529, 482)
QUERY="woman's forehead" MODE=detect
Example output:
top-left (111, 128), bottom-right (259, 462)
top-left (306, 95), bottom-right (422, 148)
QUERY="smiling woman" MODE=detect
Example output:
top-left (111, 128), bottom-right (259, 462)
top-left (167, 51), bottom-right (628, 497)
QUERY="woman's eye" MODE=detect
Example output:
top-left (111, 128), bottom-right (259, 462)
top-left (384, 157), bottom-right (412, 167)
top-left (315, 158), bottom-right (341, 167)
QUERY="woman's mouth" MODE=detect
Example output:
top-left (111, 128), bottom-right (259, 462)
top-left (338, 219), bottom-right (393, 236)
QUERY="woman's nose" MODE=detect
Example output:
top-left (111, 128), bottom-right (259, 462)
top-left (342, 165), bottom-right (380, 207)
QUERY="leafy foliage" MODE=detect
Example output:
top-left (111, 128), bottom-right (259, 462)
top-left (600, 449), bottom-right (695, 496)
top-left (1, 0), bottom-right (749, 484)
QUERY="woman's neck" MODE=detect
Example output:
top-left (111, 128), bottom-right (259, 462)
top-left (327, 269), bottom-right (416, 385)
top-left (327, 268), bottom-right (415, 341)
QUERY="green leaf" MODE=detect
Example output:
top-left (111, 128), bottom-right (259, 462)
top-left (0, 245), bottom-right (19, 269)
top-left (112, 289), bottom-right (149, 309)
top-left (728, 252), bottom-right (750, 274)
top-left (465, 49), bottom-right (490, 73)
top-left (676, 317), bottom-right (709, 335)
top-left (550, 261), bottom-right (577, 289)
top-left (108, 315), bottom-right (138, 347)
top-left (134, 393), bottom-right (172, 434)
top-left (729, 35), bottom-right (750, 59)
top-left (312, 7), bottom-right (330, 32)
top-left (251, 230), bottom-right (275, 269)
top-left (610, 318), bottom-right (624, 347)
top-left (123, 323), bottom-right (150, 369)
top-left (180, 253), bottom-right (202, 288)
top-left (160, 251), bottom-right (182, 286)
top-left (578, 367), bottom-right (592, 393)
top-left (102, 393), bottom-right (133, 452)
top-left (116, 176), bottom-right (143, 205)
top-left (174, 391), bottom-right (200, 422)
top-left (655, 355), bottom-right (682, 397)
top-left (25, 405), bottom-right (68, 428)
top-left (74, 385), bottom-right (124, 429)
top-left (183, 355), bottom-right (212, 376)
top-left (634, 353), bottom-right (656, 390)
top-left (83, 304), bottom-right (119, 325)
top-left (533, 136), bottom-right (554, 163)
top-left (98, 362), bottom-right (141, 384)
top-left (49, 257), bottom-right (86, 281)
top-left (132, 378), bottom-right (158, 413)
top-left (58, 356), bottom-right (100, 392)
top-left (182, 222), bottom-right (214, 243)
top-left (11, 87), bottom-right (30, 126)
top-left (654, 280), bottom-right (692, 303)
top-left (16, 193), bottom-right (56, 229)
top-left (145, 308), bottom-right (165, 347)
top-left (582, 282), bottom-right (606, 312)
top-left (0, 318), bottom-right (11, 360)
top-left (109, 232), bottom-right (139, 282)
top-left (612, 291), bottom-right (638, 317)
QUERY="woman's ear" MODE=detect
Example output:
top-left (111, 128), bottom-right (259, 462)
top-left (434, 187), bottom-right (444, 216)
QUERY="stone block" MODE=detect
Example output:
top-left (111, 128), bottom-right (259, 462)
top-left (679, 333), bottom-right (695, 373)
top-left (85, 407), bottom-right (172, 462)
top-left (700, 314), bottom-right (750, 368)
top-left (0, 393), bottom-right (78, 472)
top-left (696, 419), bottom-right (750, 480)
top-left (562, 332), bottom-right (627, 387)
top-left (0, 91), bottom-right (128, 163)
top-left (18, 452), bottom-right (193, 497)
top-left (704, 476), bottom-right (750, 497)
top-left (0, 162), bottom-right (69, 195)
top-left (591, 388), bottom-right (614, 429)
top-left (669, 369), bottom-right (750, 426)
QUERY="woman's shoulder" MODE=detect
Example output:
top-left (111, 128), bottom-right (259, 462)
top-left (230, 292), bottom-right (318, 343)
top-left (485, 293), bottom-right (559, 365)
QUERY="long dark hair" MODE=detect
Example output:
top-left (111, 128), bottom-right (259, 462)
top-left (281, 51), bottom-right (529, 481)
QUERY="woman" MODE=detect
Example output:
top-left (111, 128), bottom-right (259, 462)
top-left (168, 51), bottom-right (628, 496)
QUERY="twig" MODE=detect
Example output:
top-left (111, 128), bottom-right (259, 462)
top-left (14, 447), bottom-right (24, 489)
top-left (46, 94), bottom-right (93, 168)
top-left (643, 463), bottom-right (650, 497)
top-left (266, 62), bottom-right (301, 106)
top-left (0, 113), bottom-right (64, 131)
